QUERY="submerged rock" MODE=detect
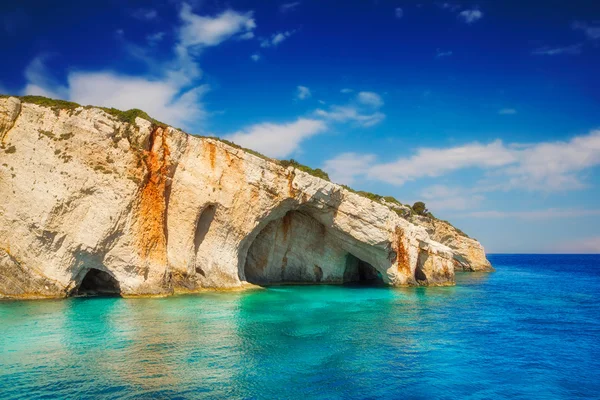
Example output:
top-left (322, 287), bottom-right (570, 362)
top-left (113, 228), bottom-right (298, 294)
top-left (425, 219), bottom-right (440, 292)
top-left (0, 96), bottom-right (492, 299)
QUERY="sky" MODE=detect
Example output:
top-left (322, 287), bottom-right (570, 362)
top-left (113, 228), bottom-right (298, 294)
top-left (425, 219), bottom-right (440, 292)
top-left (1, 0), bottom-right (600, 253)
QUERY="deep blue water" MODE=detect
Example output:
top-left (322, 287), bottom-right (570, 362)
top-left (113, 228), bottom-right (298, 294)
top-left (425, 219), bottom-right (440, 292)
top-left (1, 254), bottom-right (599, 399)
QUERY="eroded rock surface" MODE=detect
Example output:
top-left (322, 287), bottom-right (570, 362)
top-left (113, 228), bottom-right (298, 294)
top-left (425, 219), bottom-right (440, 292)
top-left (0, 97), bottom-right (491, 299)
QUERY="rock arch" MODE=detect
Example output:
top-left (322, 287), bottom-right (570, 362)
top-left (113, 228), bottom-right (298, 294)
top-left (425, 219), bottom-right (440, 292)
top-left (241, 204), bottom-right (390, 286)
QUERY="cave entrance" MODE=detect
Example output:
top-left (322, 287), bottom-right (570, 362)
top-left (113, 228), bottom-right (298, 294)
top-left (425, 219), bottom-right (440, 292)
top-left (343, 254), bottom-right (384, 286)
top-left (74, 268), bottom-right (121, 297)
top-left (243, 209), bottom-right (385, 286)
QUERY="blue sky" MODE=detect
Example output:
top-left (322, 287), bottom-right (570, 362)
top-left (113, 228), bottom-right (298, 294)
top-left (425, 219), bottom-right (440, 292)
top-left (2, 0), bottom-right (600, 253)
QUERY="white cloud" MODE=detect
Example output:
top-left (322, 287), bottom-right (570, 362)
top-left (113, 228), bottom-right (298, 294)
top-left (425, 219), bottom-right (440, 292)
top-left (340, 88), bottom-right (353, 93)
top-left (280, 2), bottom-right (301, 13)
top-left (323, 153), bottom-right (376, 184)
top-left (395, 8), bottom-right (403, 19)
top-left (179, 3), bottom-right (256, 48)
top-left (223, 118), bottom-right (327, 158)
top-left (532, 44), bottom-right (582, 56)
top-left (439, 3), bottom-right (461, 12)
top-left (21, 4), bottom-right (257, 130)
top-left (462, 209), bottom-right (600, 220)
top-left (357, 91), bottom-right (384, 108)
top-left (315, 105), bottom-right (385, 127)
top-left (458, 9), bottom-right (483, 24)
top-left (238, 31), bottom-right (255, 40)
top-left (23, 55), bottom-right (68, 99)
top-left (68, 72), bottom-right (209, 128)
top-left (296, 85), bottom-right (311, 100)
top-left (553, 236), bottom-right (600, 254)
top-left (147, 31), bottom-right (166, 45)
top-left (572, 21), bottom-right (600, 40)
top-left (250, 53), bottom-right (261, 62)
top-left (504, 130), bottom-right (600, 191)
top-left (324, 129), bottom-right (600, 191)
top-left (420, 185), bottom-right (484, 211)
top-left (498, 108), bottom-right (517, 115)
top-left (132, 8), bottom-right (157, 21)
top-left (368, 140), bottom-right (516, 185)
top-left (435, 49), bottom-right (453, 58)
top-left (260, 31), bottom-right (294, 47)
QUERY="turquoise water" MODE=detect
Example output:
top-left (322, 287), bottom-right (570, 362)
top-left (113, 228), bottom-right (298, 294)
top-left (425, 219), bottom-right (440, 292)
top-left (1, 255), bottom-right (599, 399)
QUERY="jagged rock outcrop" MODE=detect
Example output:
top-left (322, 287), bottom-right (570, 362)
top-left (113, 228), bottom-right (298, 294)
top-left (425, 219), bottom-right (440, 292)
top-left (0, 97), bottom-right (491, 299)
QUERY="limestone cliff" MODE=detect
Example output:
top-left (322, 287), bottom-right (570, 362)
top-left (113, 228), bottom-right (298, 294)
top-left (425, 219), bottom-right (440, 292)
top-left (0, 96), bottom-right (492, 299)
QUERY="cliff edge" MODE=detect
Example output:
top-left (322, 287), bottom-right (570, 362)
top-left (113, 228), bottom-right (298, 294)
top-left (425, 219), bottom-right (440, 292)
top-left (0, 96), bottom-right (492, 299)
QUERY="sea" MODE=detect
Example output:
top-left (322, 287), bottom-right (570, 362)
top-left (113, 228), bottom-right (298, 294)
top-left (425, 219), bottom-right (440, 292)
top-left (1, 254), bottom-right (599, 399)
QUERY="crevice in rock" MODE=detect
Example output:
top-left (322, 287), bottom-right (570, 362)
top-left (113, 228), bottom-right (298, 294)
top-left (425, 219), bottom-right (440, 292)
top-left (416, 250), bottom-right (429, 284)
top-left (191, 204), bottom-right (216, 275)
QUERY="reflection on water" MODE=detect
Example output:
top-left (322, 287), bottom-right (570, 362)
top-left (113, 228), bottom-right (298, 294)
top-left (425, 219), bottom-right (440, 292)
top-left (1, 255), bottom-right (599, 399)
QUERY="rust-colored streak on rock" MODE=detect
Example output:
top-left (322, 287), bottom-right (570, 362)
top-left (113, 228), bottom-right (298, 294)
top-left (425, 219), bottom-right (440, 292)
top-left (205, 141), bottom-right (217, 170)
top-left (393, 227), bottom-right (411, 276)
top-left (287, 171), bottom-right (296, 197)
top-left (136, 126), bottom-right (171, 263)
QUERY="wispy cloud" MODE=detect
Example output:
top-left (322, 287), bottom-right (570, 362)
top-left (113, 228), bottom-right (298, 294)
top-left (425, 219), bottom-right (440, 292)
top-left (572, 21), bottom-right (600, 40)
top-left (280, 2), bottom-right (301, 13)
top-left (132, 8), bottom-right (158, 21)
top-left (323, 153), bottom-right (376, 185)
top-left (22, 3), bottom-right (257, 130)
top-left (357, 91), bottom-right (384, 108)
top-left (315, 106), bottom-right (385, 127)
top-left (395, 8), bottom-right (403, 19)
top-left (553, 236), bottom-right (600, 254)
top-left (340, 88), bottom-right (353, 94)
top-left (147, 31), bottom-right (166, 45)
top-left (323, 130), bottom-right (600, 191)
top-left (532, 43), bottom-right (582, 56)
top-left (179, 4), bottom-right (256, 47)
top-left (498, 108), bottom-right (517, 115)
top-left (458, 9), bottom-right (483, 24)
top-left (296, 85), bottom-right (311, 100)
top-left (421, 185), bottom-right (484, 211)
top-left (250, 53), bottom-right (260, 62)
top-left (260, 31), bottom-right (294, 47)
top-left (315, 91), bottom-right (385, 128)
top-left (439, 3), bottom-right (461, 12)
top-left (223, 118), bottom-right (327, 158)
top-left (435, 49), bottom-right (453, 58)
top-left (462, 209), bottom-right (600, 220)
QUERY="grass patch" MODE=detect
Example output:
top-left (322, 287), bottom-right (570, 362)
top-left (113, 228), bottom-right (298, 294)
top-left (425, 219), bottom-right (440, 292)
top-left (279, 159), bottom-right (330, 181)
top-left (19, 96), bottom-right (81, 112)
top-left (97, 107), bottom-right (167, 128)
top-left (4, 145), bottom-right (16, 154)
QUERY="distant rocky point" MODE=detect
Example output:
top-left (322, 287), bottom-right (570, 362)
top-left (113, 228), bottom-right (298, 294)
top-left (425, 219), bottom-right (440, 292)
top-left (0, 95), bottom-right (492, 299)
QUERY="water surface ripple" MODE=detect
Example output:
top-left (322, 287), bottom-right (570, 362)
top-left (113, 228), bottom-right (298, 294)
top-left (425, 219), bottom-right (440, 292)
top-left (1, 254), bottom-right (599, 399)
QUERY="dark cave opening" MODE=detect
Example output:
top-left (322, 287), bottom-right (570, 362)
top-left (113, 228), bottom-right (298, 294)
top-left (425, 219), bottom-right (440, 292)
top-left (74, 268), bottom-right (121, 297)
top-left (343, 254), bottom-right (384, 286)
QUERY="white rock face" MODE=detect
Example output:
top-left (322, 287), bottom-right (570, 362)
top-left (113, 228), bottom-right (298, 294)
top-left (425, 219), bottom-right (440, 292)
top-left (0, 97), bottom-right (490, 299)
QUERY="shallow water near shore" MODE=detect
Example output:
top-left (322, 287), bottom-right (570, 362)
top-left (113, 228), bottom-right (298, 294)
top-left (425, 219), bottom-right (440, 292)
top-left (1, 254), bottom-right (599, 399)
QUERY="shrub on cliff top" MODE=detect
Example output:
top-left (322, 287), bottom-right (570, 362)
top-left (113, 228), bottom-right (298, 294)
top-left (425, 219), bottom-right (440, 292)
top-left (412, 201), bottom-right (428, 216)
top-left (279, 159), bottom-right (330, 181)
top-left (20, 96), bottom-right (81, 111)
top-left (98, 107), bottom-right (167, 128)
